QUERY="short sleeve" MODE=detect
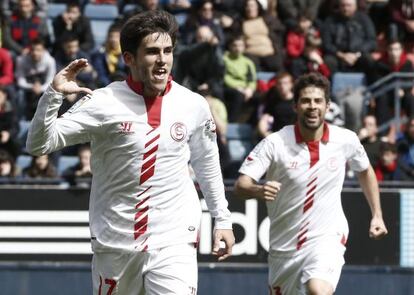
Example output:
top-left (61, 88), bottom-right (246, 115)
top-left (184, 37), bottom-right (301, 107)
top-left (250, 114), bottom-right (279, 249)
top-left (239, 137), bottom-right (275, 182)
top-left (346, 132), bottom-right (370, 172)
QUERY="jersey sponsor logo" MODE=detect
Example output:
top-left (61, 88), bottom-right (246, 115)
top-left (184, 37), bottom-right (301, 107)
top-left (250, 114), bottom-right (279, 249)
top-left (118, 122), bottom-right (135, 135)
top-left (64, 94), bottom-right (91, 116)
top-left (170, 122), bottom-right (187, 142)
top-left (326, 157), bottom-right (338, 171)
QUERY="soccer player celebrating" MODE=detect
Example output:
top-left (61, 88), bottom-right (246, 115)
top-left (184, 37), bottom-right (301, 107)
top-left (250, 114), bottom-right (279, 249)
top-left (234, 73), bottom-right (387, 295)
top-left (26, 10), bottom-right (234, 294)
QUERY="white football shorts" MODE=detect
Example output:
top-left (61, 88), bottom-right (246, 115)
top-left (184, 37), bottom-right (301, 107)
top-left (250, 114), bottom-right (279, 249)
top-left (92, 243), bottom-right (198, 295)
top-left (268, 239), bottom-right (346, 294)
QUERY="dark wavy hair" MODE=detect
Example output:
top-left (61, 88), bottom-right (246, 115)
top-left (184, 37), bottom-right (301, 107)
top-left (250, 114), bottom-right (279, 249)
top-left (293, 73), bottom-right (331, 104)
top-left (120, 10), bottom-right (179, 55)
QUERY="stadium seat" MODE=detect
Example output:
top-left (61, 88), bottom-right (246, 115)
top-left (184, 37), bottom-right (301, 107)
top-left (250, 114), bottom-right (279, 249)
top-left (226, 123), bottom-right (254, 162)
top-left (47, 3), bottom-right (67, 18)
top-left (331, 72), bottom-right (366, 98)
top-left (84, 4), bottom-right (119, 20)
top-left (256, 71), bottom-right (276, 82)
top-left (90, 20), bottom-right (113, 49)
top-left (18, 120), bottom-right (31, 151)
top-left (58, 156), bottom-right (79, 175)
top-left (122, 4), bottom-right (137, 14)
top-left (16, 155), bottom-right (32, 171)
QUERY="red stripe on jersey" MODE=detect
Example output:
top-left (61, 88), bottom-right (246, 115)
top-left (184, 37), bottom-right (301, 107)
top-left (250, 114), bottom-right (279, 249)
top-left (135, 195), bottom-right (150, 209)
top-left (143, 245), bottom-right (148, 252)
top-left (299, 221), bottom-right (309, 231)
top-left (134, 216), bottom-right (148, 240)
top-left (134, 206), bottom-right (149, 221)
top-left (143, 144), bottom-right (158, 161)
top-left (141, 155), bottom-right (156, 173)
top-left (306, 184), bottom-right (317, 196)
top-left (144, 96), bottom-right (163, 128)
top-left (145, 134), bottom-right (160, 148)
top-left (304, 193), bottom-right (314, 206)
top-left (146, 127), bottom-right (156, 135)
top-left (307, 141), bottom-right (319, 168)
top-left (296, 237), bottom-right (307, 250)
top-left (298, 228), bottom-right (308, 240)
top-left (307, 177), bottom-right (317, 187)
top-left (140, 166), bottom-right (155, 185)
top-left (303, 199), bottom-right (314, 213)
top-left (137, 186), bottom-right (151, 198)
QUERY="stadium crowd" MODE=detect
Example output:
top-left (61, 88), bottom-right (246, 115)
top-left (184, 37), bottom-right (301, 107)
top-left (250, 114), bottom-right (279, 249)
top-left (0, 0), bottom-right (414, 183)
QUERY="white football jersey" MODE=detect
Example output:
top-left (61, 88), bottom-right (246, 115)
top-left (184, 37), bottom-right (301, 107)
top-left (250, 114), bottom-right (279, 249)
top-left (27, 78), bottom-right (232, 252)
top-left (239, 124), bottom-right (369, 253)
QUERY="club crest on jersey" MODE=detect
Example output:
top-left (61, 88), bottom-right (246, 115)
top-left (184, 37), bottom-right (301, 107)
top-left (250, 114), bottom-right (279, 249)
top-left (170, 122), bottom-right (187, 142)
top-left (118, 122), bottom-right (134, 134)
top-left (326, 157), bottom-right (338, 171)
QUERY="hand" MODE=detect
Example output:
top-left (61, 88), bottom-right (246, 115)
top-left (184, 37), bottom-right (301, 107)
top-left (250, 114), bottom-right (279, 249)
top-left (308, 50), bottom-right (323, 65)
top-left (261, 181), bottom-right (281, 201)
top-left (52, 59), bottom-right (93, 96)
top-left (369, 216), bottom-right (388, 240)
top-left (405, 20), bottom-right (414, 33)
top-left (0, 130), bottom-right (10, 143)
top-left (212, 229), bottom-right (235, 261)
top-left (243, 88), bottom-right (254, 101)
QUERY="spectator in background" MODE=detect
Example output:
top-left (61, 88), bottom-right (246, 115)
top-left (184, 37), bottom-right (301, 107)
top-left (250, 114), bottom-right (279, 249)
top-left (0, 0), bottom-right (47, 18)
top-left (181, 1), bottom-right (225, 46)
top-left (15, 38), bottom-right (56, 120)
top-left (201, 87), bottom-right (231, 176)
top-left (396, 117), bottom-right (414, 180)
top-left (358, 114), bottom-right (382, 167)
top-left (322, 0), bottom-right (376, 76)
top-left (0, 42), bottom-right (14, 88)
top-left (257, 72), bottom-right (296, 138)
top-left (374, 142), bottom-right (399, 182)
top-left (231, 0), bottom-right (285, 72)
top-left (389, 0), bottom-right (414, 48)
top-left (121, 0), bottom-right (166, 23)
top-left (62, 144), bottom-right (92, 186)
top-left (223, 34), bottom-right (257, 122)
top-left (277, 0), bottom-right (323, 29)
top-left (2, 0), bottom-right (50, 56)
top-left (23, 154), bottom-right (57, 178)
top-left (55, 35), bottom-right (96, 90)
top-left (0, 86), bottom-right (20, 159)
top-left (0, 149), bottom-right (18, 178)
top-left (287, 12), bottom-right (330, 78)
top-left (91, 23), bottom-right (127, 87)
top-left (52, 1), bottom-right (95, 54)
top-left (373, 39), bottom-right (414, 126)
top-left (175, 25), bottom-right (224, 99)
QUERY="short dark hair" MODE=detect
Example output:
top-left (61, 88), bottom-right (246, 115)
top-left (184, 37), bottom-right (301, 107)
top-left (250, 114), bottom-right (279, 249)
top-left (120, 10), bottom-right (178, 55)
top-left (293, 73), bottom-right (330, 103)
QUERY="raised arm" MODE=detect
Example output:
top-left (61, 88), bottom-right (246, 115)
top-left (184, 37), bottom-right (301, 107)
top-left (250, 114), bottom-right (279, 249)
top-left (357, 165), bottom-right (388, 239)
top-left (26, 59), bottom-right (94, 156)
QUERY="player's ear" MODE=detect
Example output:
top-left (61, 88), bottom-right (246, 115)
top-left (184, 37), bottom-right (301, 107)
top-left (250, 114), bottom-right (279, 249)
top-left (123, 52), bottom-right (135, 67)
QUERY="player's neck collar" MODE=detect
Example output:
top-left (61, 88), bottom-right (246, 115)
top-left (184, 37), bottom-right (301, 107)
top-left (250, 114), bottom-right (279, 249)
top-left (126, 75), bottom-right (173, 99)
top-left (294, 122), bottom-right (330, 144)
